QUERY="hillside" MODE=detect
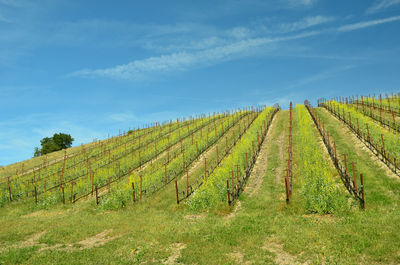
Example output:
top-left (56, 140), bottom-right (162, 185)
top-left (1, 95), bottom-right (400, 264)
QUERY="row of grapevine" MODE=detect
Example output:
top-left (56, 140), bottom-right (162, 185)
top-left (174, 108), bottom-right (267, 204)
top-left (353, 95), bottom-right (400, 117)
top-left (319, 96), bottom-right (400, 133)
top-left (354, 93), bottom-right (400, 114)
top-left (319, 93), bottom-right (400, 111)
top-left (187, 106), bottom-right (277, 210)
top-left (0, 118), bottom-right (178, 186)
top-left (97, 109), bottom-right (257, 209)
top-left (0, 123), bottom-right (155, 181)
top-left (0, 112), bottom-right (227, 207)
top-left (72, 112), bottom-right (230, 204)
top-left (305, 102), bottom-right (365, 208)
top-left (226, 106), bottom-right (278, 205)
top-left (284, 102), bottom-right (293, 202)
top-left (293, 104), bottom-right (348, 213)
top-left (320, 100), bottom-right (400, 178)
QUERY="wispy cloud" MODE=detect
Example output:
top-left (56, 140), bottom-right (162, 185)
top-left (286, 65), bottom-right (355, 90)
top-left (70, 31), bottom-right (318, 80)
top-left (228, 26), bottom-right (252, 39)
top-left (286, 0), bottom-right (318, 8)
top-left (108, 112), bottom-right (139, 123)
top-left (338, 16), bottom-right (400, 32)
top-left (366, 0), bottom-right (400, 14)
top-left (278, 15), bottom-right (334, 33)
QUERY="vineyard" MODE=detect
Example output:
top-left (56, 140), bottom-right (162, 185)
top-left (1, 93), bottom-right (400, 265)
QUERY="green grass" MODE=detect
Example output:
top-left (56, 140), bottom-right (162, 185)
top-left (0, 108), bottom-right (399, 264)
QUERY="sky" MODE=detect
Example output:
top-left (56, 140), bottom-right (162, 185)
top-left (1, 0), bottom-right (400, 165)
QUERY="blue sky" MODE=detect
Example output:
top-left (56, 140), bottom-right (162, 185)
top-left (1, 0), bottom-right (400, 165)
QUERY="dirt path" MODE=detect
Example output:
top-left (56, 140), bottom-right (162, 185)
top-left (244, 111), bottom-right (279, 198)
top-left (226, 111), bottom-right (285, 219)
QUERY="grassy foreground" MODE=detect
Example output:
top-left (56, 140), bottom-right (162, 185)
top-left (0, 108), bottom-right (399, 264)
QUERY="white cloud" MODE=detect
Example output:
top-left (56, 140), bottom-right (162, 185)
top-left (279, 15), bottom-right (334, 33)
top-left (228, 26), bottom-right (252, 39)
top-left (366, 0), bottom-right (400, 14)
top-left (338, 16), bottom-right (400, 32)
top-left (71, 31), bottom-right (318, 80)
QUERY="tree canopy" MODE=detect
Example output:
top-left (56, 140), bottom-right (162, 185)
top-left (34, 133), bottom-right (74, 157)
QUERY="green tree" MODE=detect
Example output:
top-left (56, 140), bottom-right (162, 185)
top-left (52, 133), bottom-right (74, 149)
top-left (34, 133), bottom-right (74, 157)
top-left (33, 147), bottom-right (41, 157)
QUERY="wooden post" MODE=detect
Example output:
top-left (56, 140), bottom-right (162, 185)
top-left (357, 119), bottom-right (360, 134)
top-left (360, 174), bottom-right (365, 209)
top-left (108, 177), bottom-right (111, 193)
top-left (196, 142), bottom-right (199, 158)
top-left (285, 177), bottom-right (290, 203)
top-left (381, 134), bottom-right (385, 156)
top-left (44, 180), bottom-right (47, 193)
top-left (343, 108), bottom-right (346, 122)
top-left (231, 170), bottom-right (235, 197)
top-left (227, 180), bottom-right (231, 205)
top-left (95, 186), bottom-right (98, 205)
top-left (34, 184), bottom-right (37, 204)
top-left (344, 154), bottom-right (348, 173)
top-left (132, 182), bottom-right (136, 202)
top-left (175, 180), bottom-right (179, 204)
top-left (352, 162), bottom-right (358, 193)
top-left (61, 186), bottom-right (65, 204)
top-left (140, 175), bottom-right (143, 200)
